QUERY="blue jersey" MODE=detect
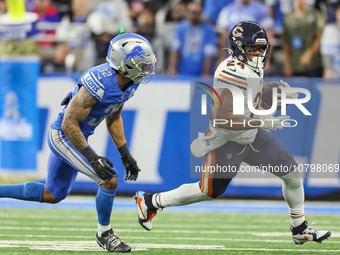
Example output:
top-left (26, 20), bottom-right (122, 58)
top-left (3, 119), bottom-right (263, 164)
top-left (265, 0), bottom-right (293, 33)
top-left (217, 0), bottom-right (274, 32)
top-left (52, 63), bottom-right (139, 137)
top-left (170, 20), bottom-right (217, 75)
top-left (203, 0), bottom-right (233, 24)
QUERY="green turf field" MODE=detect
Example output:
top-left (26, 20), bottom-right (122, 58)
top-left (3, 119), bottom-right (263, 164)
top-left (0, 206), bottom-right (339, 254)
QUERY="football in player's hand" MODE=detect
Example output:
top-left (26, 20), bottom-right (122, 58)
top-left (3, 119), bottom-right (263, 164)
top-left (262, 81), bottom-right (281, 107)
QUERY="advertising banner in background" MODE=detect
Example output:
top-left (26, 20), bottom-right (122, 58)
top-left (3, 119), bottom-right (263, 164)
top-left (1, 75), bottom-right (339, 198)
top-left (0, 5), bottom-right (39, 180)
top-left (0, 57), bottom-right (40, 172)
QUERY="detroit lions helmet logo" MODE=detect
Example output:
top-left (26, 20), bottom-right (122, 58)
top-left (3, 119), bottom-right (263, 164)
top-left (122, 46), bottom-right (145, 62)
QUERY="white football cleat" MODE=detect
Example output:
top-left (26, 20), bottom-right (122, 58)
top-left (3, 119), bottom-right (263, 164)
top-left (291, 221), bottom-right (331, 245)
top-left (134, 191), bottom-right (157, 231)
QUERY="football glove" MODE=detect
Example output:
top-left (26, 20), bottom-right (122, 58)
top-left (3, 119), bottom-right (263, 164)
top-left (118, 143), bottom-right (140, 181)
top-left (121, 154), bottom-right (140, 181)
top-left (90, 157), bottom-right (117, 181)
top-left (277, 80), bottom-right (298, 105)
top-left (257, 115), bottom-right (291, 131)
top-left (81, 146), bottom-right (116, 181)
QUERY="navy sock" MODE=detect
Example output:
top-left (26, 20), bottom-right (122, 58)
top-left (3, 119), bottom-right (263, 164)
top-left (96, 187), bottom-right (116, 225)
top-left (144, 193), bottom-right (157, 211)
top-left (0, 182), bottom-right (44, 202)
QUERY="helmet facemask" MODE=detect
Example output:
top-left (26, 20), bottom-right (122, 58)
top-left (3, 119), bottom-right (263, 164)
top-left (124, 56), bottom-right (156, 84)
top-left (243, 43), bottom-right (271, 69)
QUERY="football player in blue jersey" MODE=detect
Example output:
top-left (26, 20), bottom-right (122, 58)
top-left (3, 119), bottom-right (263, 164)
top-left (0, 27), bottom-right (156, 253)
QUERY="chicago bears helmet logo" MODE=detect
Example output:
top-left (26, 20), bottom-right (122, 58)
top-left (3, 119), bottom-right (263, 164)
top-left (123, 46), bottom-right (145, 62)
top-left (232, 26), bottom-right (244, 37)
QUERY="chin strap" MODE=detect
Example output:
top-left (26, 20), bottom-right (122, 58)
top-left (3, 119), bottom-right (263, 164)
top-left (247, 56), bottom-right (264, 71)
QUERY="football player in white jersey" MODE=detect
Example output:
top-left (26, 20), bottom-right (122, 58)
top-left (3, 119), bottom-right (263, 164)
top-left (135, 21), bottom-right (331, 245)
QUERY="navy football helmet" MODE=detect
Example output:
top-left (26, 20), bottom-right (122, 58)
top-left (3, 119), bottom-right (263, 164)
top-left (228, 21), bottom-right (271, 69)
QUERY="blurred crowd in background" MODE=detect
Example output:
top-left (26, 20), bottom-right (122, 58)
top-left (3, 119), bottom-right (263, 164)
top-left (0, 0), bottom-right (340, 78)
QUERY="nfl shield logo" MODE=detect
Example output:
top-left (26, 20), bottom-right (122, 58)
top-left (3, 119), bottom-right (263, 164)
top-left (227, 154), bottom-right (232, 160)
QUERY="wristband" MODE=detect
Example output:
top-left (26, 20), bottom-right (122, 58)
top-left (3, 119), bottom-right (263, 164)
top-left (118, 143), bottom-right (129, 157)
top-left (81, 146), bottom-right (98, 162)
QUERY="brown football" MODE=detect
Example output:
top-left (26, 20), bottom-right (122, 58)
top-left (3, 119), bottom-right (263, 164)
top-left (262, 81), bottom-right (281, 106)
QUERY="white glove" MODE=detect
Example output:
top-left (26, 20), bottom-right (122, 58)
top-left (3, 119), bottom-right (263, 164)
top-left (257, 115), bottom-right (291, 131)
top-left (277, 80), bottom-right (298, 105)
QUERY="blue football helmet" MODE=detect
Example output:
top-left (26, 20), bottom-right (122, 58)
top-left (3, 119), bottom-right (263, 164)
top-left (228, 21), bottom-right (271, 69)
top-left (106, 33), bottom-right (156, 84)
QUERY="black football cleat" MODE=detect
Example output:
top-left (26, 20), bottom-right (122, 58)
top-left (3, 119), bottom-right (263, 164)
top-left (96, 229), bottom-right (131, 252)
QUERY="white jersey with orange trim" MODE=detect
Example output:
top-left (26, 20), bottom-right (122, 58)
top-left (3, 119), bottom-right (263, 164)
top-left (211, 56), bottom-right (263, 144)
top-left (190, 56), bottom-right (264, 158)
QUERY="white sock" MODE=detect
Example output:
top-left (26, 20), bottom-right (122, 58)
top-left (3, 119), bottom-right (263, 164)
top-left (152, 182), bottom-right (212, 208)
top-left (98, 223), bottom-right (111, 236)
top-left (289, 207), bottom-right (305, 227)
top-left (281, 170), bottom-right (305, 227)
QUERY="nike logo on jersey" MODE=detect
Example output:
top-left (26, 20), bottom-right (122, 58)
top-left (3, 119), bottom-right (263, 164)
top-left (229, 68), bottom-right (236, 72)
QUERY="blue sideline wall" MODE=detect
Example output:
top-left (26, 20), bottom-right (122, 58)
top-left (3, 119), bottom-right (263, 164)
top-left (1, 75), bottom-right (340, 198)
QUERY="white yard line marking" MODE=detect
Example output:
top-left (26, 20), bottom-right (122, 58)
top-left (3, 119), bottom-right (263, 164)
top-left (0, 226), bottom-right (338, 237)
top-left (2, 233), bottom-right (339, 244)
top-left (125, 236), bottom-right (340, 244)
top-left (0, 229), bottom-right (339, 240)
top-left (0, 213), bottom-right (339, 227)
top-left (0, 234), bottom-right (93, 239)
top-left (0, 221), bottom-right (293, 229)
top-left (0, 220), bottom-right (19, 224)
top-left (1, 221), bottom-right (339, 232)
top-left (0, 241), bottom-right (339, 252)
top-left (0, 214), bottom-right (96, 220)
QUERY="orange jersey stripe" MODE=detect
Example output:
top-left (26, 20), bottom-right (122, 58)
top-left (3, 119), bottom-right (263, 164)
top-left (218, 73), bottom-right (248, 86)
top-left (290, 214), bottom-right (305, 219)
top-left (200, 154), bottom-right (208, 193)
top-left (207, 150), bottom-right (216, 197)
top-left (200, 131), bottom-right (212, 193)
